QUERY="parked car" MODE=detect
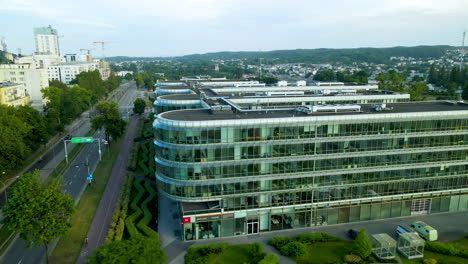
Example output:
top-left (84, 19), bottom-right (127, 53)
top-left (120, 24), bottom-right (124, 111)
top-left (396, 224), bottom-right (417, 236)
top-left (348, 229), bottom-right (359, 239)
top-left (411, 221), bottom-right (438, 241)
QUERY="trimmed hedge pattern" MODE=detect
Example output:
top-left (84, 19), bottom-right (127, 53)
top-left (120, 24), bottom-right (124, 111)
top-left (136, 181), bottom-right (158, 238)
top-left (125, 179), bottom-right (145, 237)
top-left (106, 172), bottom-right (133, 242)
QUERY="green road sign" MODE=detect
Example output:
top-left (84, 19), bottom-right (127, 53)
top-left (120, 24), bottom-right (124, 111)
top-left (71, 137), bottom-right (93, 143)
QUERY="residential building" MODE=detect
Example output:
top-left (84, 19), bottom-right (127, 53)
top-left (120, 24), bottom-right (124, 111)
top-left (33, 25), bottom-right (60, 56)
top-left (47, 59), bottom-right (110, 84)
top-left (154, 83), bottom-right (468, 241)
top-left (0, 82), bottom-right (31, 106)
top-left (0, 64), bottom-right (48, 108)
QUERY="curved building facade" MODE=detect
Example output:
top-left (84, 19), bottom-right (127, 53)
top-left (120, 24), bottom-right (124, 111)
top-left (155, 102), bottom-right (468, 240)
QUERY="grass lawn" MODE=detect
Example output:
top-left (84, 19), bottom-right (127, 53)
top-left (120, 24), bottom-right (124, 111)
top-left (293, 241), bottom-right (352, 264)
top-left (207, 245), bottom-right (253, 264)
top-left (49, 133), bottom-right (126, 264)
top-left (400, 251), bottom-right (468, 264)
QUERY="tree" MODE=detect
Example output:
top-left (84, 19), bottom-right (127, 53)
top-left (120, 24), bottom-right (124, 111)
top-left (2, 170), bottom-right (75, 264)
top-left (427, 63), bottom-right (437, 84)
top-left (91, 101), bottom-right (126, 143)
top-left (135, 74), bottom-right (144, 88)
top-left (0, 105), bottom-right (31, 172)
top-left (124, 73), bottom-right (133, 80)
top-left (88, 235), bottom-right (167, 264)
top-left (352, 228), bottom-right (373, 259)
top-left (76, 70), bottom-right (106, 103)
top-left (313, 69), bottom-right (336, 82)
top-left (376, 71), bottom-right (406, 92)
top-left (409, 82), bottom-right (428, 101)
top-left (133, 98), bottom-right (146, 115)
top-left (15, 105), bottom-right (50, 150)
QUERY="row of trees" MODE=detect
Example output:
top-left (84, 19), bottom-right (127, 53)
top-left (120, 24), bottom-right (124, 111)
top-left (42, 71), bottom-right (122, 133)
top-left (376, 71), bottom-right (429, 101)
top-left (313, 69), bottom-right (368, 83)
top-left (0, 105), bottom-right (50, 172)
top-left (427, 64), bottom-right (468, 98)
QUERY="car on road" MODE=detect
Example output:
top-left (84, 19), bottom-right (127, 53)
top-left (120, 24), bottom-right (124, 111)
top-left (396, 224), bottom-right (417, 237)
top-left (348, 229), bottom-right (359, 239)
top-left (64, 134), bottom-right (72, 140)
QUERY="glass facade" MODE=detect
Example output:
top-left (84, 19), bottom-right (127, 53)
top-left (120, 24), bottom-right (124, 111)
top-left (155, 108), bottom-right (468, 240)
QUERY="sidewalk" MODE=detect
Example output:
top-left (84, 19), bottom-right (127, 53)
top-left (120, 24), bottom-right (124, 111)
top-left (76, 117), bottom-right (139, 264)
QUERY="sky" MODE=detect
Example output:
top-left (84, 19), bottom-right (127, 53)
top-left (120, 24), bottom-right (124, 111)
top-left (0, 0), bottom-right (467, 57)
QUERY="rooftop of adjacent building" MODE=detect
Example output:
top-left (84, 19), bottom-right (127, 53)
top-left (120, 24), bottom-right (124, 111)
top-left (157, 94), bottom-right (201, 100)
top-left (0, 82), bottom-right (22, 88)
top-left (159, 101), bottom-right (468, 121)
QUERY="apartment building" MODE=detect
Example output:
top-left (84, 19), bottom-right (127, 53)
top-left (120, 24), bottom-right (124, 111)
top-left (0, 64), bottom-right (48, 108)
top-left (0, 82), bottom-right (31, 106)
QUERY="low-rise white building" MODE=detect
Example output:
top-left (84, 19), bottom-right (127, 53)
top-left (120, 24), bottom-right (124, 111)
top-left (48, 59), bottom-right (111, 84)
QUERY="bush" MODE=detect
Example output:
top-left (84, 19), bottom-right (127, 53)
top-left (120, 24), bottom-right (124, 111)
top-left (352, 228), bottom-right (373, 259)
top-left (343, 254), bottom-right (362, 263)
top-left (249, 242), bottom-right (265, 258)
top-left (127, 143), bottom-right (140, 171)
top-left (426, 242), bottom-right (468, 259)
top-left (423, 259), bottom-right (437, 264)
top-left (258, 254), bottom-right (280, 264)
top-left (269, 236), bottom-right (292, 249)
top-left (297, 232), bottom-right (341, 244)
top-left (188, 243), bottom-right (229, 257)
top-left (124, 179), bottom-right (145, 237)
top-left (136, 182), bottom-right (159, 238)
top-left (280, 242), bottom-right (306, 257)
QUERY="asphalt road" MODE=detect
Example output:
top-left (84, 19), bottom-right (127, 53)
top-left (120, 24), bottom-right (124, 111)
top-left (0, 81), bottom-right (139, 264)
top-left (77, 116), bottom-right (138, 263)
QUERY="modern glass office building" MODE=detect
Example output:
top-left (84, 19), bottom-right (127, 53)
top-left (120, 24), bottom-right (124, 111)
top-left (154, 83), bottom-right (468, 241)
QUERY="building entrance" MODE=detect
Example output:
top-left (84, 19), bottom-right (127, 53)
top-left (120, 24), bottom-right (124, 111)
top-left (411, 199), bottom-right (431, 215)
top-left (247, 219), bottom-right (259, 234)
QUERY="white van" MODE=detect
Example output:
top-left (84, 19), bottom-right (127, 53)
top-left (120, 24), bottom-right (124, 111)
top-left (411, 221), bottom-right (438, 241)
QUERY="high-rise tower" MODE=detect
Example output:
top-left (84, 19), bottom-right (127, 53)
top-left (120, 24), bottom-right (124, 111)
top-left (33, 25), bottom-right (60, 56)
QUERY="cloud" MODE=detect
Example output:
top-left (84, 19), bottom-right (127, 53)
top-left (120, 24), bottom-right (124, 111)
top-left (0, 0), bottom-right (115, 28)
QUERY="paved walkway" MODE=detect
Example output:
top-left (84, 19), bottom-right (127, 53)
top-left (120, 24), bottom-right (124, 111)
top-left (77, 117), bottom-right (139, 264)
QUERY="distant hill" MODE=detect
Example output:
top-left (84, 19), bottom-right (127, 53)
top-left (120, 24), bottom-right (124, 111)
top-left (107, 45), bottom-right (456, 64)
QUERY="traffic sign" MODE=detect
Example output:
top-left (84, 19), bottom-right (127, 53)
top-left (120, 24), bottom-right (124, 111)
top-left (71, 137), bottom-right (93, 143)
top-left (87, 174), bottom-right (94, 181)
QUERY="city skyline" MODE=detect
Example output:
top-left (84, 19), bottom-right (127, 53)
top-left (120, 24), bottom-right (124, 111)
top-left (0, 0), bottom-right (467, 57)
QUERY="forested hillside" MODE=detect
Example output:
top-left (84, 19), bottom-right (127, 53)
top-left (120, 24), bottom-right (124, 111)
top-left (108, 45), bottom-right (456, 64)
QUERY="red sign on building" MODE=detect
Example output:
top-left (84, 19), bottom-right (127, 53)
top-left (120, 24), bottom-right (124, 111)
top-left (182, 217), bottom-right (191, 224)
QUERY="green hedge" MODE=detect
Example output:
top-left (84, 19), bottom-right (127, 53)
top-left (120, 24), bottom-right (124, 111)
top-left (258, 254), bottom-right (280, 264)
top-left (185, 243), bottom-right (229, 264)
top-left (136, 181), bottom-right (158, 238)
top-left (296, 232), bottom-right (341, 244)
top-left (426, 241), bottom-right (468, 259)
top-left (124, 179), bottom-right (145, 237)
top-left (280, 241), bottom-right (306, 257)
top-left (127, 143), bottom-right (140, 171)
top-left (106, 173), bottom-right (133, 242)
top-left (268, 236), bottom-right (292, 250)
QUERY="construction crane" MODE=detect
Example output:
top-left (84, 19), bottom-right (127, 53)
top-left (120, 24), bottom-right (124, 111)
top-left (93, 41), bottom-right (120, 59)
